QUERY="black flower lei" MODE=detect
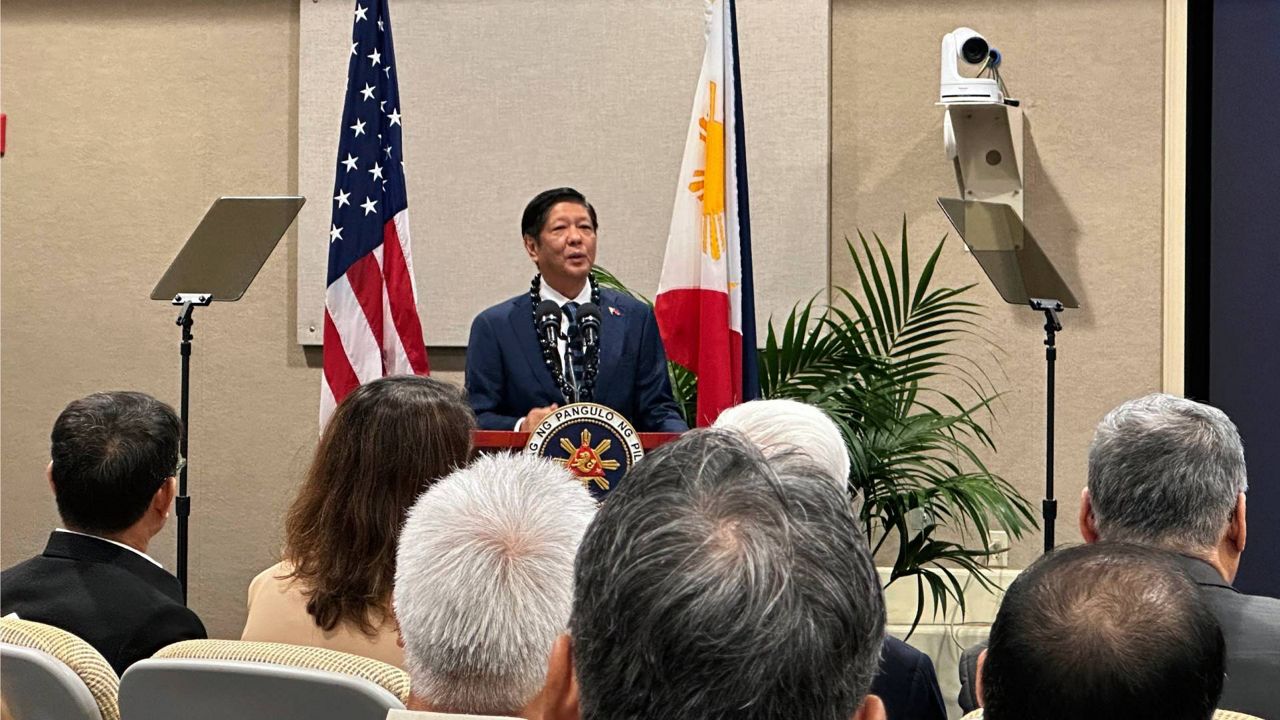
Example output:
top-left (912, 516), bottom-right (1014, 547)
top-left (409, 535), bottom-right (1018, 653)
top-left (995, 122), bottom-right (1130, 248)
top-left (530, 273), bottom-right (601, 403)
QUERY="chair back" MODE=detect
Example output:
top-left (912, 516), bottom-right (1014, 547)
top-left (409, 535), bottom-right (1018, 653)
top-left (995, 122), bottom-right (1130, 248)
top-left (119, 639), bottom-right (407, 720)
top-left (0, 617), bottom-right (119, 720)
top-left (959, 709), bottom-right (1263, 719)
top-left (1, 644), bottom-right (102, 720)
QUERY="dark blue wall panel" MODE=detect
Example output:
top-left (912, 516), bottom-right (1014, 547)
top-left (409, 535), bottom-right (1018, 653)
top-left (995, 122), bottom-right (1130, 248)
top-left (1210, 0), bottom-right (1280, 597)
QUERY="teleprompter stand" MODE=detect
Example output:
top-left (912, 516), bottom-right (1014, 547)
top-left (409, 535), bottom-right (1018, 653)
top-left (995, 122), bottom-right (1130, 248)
top-left (151, 196), bottom-right (305, 602)
top-left (937, 198), bottom-right (1078, 555)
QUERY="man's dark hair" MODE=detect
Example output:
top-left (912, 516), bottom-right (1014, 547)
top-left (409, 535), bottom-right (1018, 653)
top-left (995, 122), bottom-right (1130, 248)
top-left (520, 187), bottom-right (597, 240)
top-left (571, 429), bottom-right (885, 720)
top-left (50, 391), bottom-right (182, 535)
top-left (983, 542), bottom-right (1225, 720)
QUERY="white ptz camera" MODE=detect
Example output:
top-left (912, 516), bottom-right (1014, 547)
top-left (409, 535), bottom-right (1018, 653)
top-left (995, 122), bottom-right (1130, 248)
top-left (939, 27), bottom-right (1002, 104)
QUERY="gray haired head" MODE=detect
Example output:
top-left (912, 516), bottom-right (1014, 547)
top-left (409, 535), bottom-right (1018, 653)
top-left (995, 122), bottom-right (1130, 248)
top-left (393, 453), bottom-right (596, 715)
top-left (571, 428), bottom-right (885, 720)
top-left (713, 398), bottom-right (852, 492)
top-left (1087, 393), bottom-right (1247, 550)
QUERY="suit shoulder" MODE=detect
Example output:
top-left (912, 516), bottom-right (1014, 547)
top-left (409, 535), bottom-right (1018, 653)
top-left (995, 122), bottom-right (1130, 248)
top-left (2, 555), bottom-right (42, 577)
top-left (1236, 590), bottom-right (1280, 623)
top-left (474, 294), bottom-right (528, 325)
top-left (881, 635), bottom-right (932, 668)
top-left (0, 556), bottom-right (45, 598)
top-left (599, 289), bottom-right (654, 316)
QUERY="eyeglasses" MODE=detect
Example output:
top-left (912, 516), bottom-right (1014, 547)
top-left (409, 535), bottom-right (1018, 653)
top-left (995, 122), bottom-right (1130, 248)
top-left (174, 456), bottom-right (187, 477)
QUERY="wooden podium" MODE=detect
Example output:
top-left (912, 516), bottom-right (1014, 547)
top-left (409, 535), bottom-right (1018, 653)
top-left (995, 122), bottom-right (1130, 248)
top-left (473, 430), bottom-right (681, 452)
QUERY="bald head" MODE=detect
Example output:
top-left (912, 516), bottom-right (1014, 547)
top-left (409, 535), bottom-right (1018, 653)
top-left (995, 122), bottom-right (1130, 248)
top-left (983, 542), bottom-right (1225, 720)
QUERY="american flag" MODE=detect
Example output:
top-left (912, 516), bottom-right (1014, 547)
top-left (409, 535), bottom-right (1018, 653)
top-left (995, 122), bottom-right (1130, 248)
top-left (321, 0), bottom-right (429, 425)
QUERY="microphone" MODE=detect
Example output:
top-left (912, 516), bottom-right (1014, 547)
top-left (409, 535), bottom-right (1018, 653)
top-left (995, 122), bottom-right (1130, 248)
top-left (578, 303), bottom-right (602, 348)
top-left (535, 300), bottom-right (561, 351)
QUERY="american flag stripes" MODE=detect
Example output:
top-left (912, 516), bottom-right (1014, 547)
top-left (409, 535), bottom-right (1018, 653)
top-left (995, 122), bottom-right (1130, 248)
top-left (321, 0), bottom-right (429, 425)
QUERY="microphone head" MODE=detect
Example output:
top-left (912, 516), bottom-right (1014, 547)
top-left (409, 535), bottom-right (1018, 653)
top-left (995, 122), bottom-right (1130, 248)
top-left (578, 302), bottom-right (603, 329)
top-left (536, 299), bottom-right (561, 328)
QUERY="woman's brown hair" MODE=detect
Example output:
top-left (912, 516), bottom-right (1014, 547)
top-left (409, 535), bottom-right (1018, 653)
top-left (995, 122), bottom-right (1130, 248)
top-left (283, 375), bottom-right (475, 634)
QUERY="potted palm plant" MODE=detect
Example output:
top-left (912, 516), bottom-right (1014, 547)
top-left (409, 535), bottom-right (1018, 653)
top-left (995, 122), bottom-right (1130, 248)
top-left (598, 219), bottom-right (1036, 629)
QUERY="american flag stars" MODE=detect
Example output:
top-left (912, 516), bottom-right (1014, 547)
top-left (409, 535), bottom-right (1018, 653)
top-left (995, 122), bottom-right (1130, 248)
top-left (328, 0), bottom-right (406, 254)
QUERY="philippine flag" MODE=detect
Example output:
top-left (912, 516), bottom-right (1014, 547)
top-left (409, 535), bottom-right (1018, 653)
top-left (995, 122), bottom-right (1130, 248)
top-left (655, 0), bottom-right (759, 427)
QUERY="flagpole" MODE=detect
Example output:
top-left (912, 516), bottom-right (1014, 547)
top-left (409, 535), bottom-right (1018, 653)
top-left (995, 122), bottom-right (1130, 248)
top-left (726, 0), bottom-right (759, 402)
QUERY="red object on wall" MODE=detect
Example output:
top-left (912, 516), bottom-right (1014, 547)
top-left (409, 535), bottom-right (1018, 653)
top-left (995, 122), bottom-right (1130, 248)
top-left (1, 113), bottom-right (7, 157)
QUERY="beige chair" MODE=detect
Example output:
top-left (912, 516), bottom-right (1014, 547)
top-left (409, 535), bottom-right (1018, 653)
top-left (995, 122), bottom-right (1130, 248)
top-left (960, 711), bottom-right (1263, 719)
top-left (0, 617), bottom-right (120, 720)
top-left (120, 639), bottom-right (409, 720)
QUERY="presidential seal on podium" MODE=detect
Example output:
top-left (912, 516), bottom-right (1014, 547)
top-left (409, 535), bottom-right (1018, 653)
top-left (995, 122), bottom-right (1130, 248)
top-left (525, 402), bottom-right (644, 500)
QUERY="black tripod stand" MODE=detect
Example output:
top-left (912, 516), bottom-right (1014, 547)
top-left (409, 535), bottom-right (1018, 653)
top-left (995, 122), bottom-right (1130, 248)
top-left (173, 293), bottom-right (212, 602)
top-left (1030, 298), bottom-right (1063, 554)
top-left (151, 196), bottom-right (305, 604)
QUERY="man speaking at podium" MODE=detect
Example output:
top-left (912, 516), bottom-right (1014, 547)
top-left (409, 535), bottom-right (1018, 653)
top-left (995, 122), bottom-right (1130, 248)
top-left (465, 188), bottom-right (688, 433)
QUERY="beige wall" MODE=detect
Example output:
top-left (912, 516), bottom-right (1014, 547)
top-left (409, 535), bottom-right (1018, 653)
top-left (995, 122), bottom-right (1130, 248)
top-left (1, 0), bottom-right (313, 638)
top-left (832, 0), bottom-right (1167, 569)
top-left (2, 0), bottom-right (1167, 640)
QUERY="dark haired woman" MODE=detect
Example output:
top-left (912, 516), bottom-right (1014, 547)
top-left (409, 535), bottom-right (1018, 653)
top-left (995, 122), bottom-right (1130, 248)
top-left (240, 375), bottom-right (474, 667)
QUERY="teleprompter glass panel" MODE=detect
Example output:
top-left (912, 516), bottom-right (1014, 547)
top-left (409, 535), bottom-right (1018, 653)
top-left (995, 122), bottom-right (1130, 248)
top-left (937, 197), bottom-right (1078, 308)
top-left (152, 196), bottom-right (305, 302)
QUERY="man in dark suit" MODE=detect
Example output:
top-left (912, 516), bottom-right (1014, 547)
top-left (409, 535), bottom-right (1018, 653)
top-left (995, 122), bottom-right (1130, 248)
top-left (958, 394), bottom-right (1280, 718)
top-left (1077, 393), bottom-right (1280, 719)
top-left (2, 391), bottom-right (207, 675)
top-left (466, 187), bottom-right (688, 433)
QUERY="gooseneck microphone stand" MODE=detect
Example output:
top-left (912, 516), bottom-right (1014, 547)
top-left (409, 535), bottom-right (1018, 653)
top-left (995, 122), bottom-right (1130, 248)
top-left (1030, 298), bottom-right (1063, 555)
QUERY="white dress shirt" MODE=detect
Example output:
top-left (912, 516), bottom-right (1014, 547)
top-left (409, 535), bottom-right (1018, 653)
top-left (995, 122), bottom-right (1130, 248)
top-left (54, 528), bottom-right (163, 568)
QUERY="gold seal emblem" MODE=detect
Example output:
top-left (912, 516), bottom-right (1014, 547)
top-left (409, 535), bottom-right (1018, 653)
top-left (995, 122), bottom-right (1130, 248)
top-left (525, 402), bottom-right (644, 500)
top-left (560, 429), bottom-right (621, 491)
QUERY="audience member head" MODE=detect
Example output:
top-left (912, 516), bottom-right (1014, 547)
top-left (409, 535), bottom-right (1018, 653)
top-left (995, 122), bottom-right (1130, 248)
top-left (394, 453), bottom-right (596, 717)
top-left (48, 391), bottom-right (181, 549)
top-left (555, 429), bottom-right (886, 720)
top-left (713, 398), bottom-right (851, 491)
top-left (284, 375), bottom-right (474, 634)
top-left (982, 542), bottom-right (1225, 720)
top-left (1082, 393), bottom-right (1248, 580)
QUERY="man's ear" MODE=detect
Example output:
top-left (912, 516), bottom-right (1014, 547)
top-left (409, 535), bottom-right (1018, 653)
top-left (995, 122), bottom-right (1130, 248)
top-left (153, 476), bottom-right (177, 519)
top-left (1228, 492), bottom-right (1247, 554)
top-left (540, 633), bottom-right (579, 720)
top-left (523, 233), bottom-right (540, 263)
top-left (851, 694), bottom-right (886, 720)
top-left (1079, 488), bottom-right (1101, 544)
top-left (46, 461), bottom-right (56, 495)
top-left (976, 648), bottom-right (988, 708)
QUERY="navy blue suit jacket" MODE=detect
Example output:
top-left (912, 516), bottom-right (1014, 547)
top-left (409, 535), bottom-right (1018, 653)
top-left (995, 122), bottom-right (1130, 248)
top-left (466, 288), bottom-right (688, 433)
top-left (872, 636), bottom-right (947, 720)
